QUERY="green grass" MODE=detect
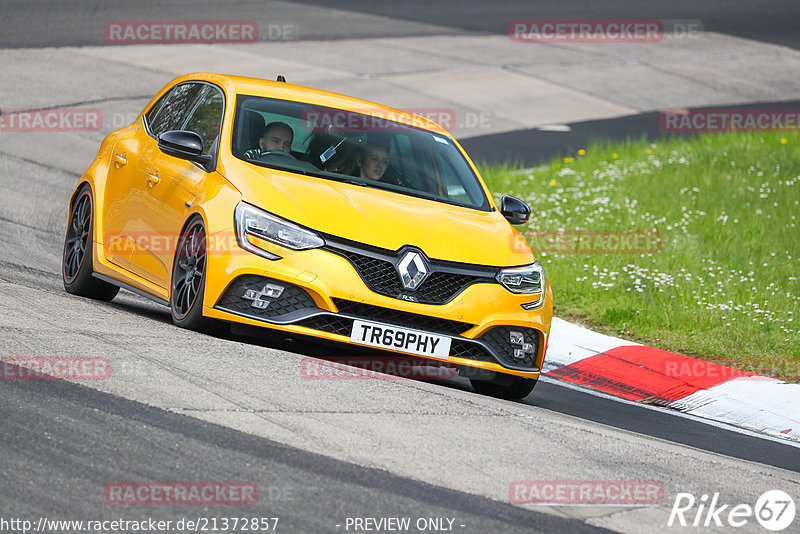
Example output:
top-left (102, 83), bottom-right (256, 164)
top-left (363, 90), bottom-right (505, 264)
top-left (480, 133), bottom-right (800, 381)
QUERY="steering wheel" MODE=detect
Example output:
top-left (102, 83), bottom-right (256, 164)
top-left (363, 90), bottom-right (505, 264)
top-left (259, 150), bottom-right (296, 159)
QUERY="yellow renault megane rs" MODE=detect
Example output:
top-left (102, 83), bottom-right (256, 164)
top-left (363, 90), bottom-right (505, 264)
top-left (62, 72), bottom-right (553, 399)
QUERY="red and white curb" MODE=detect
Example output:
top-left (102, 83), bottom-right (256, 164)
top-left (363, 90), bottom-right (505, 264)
top-left (545, 318), bottom-right (800, 442)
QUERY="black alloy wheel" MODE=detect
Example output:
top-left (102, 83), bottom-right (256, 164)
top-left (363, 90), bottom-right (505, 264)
top-left (171, 216), bottom-right (224, 334)
top-left (62, 185), bottom-right (119, 301)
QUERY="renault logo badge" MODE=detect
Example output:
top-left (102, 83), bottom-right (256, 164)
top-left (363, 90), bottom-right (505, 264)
top-left (396, 251), bottom-right (429, 291)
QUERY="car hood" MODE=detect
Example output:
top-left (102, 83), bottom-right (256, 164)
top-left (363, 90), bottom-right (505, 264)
top-left (228, 163), bottom-right (535, 267)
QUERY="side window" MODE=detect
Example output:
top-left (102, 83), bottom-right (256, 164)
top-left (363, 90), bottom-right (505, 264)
top-left (144, 92), bottom-right (169, 127)
top-left (182, 87), bottom-right (224, 156)
top-left (148, 83), bottom-right (205, 138)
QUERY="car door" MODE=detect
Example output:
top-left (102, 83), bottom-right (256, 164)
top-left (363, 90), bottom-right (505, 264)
top-left (101, 90), bottom-right (172, 270)
top-left (102, 128), bottom-right (145, 269)
top-left (106, 82), bottom-right (206, 287)
top-left (135, 84), bottom-right (225, 288)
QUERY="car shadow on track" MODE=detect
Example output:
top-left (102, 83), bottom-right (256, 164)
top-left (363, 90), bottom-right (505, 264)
top-left (229, 321), bottom-right (481, 396)
top-left (104, 288), bottom-right (502, 400)
top-left (105, 292), bottom-right (174, 325)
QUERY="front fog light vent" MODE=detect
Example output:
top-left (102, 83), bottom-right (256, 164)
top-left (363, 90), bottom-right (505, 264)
top-left (478, 326), bottom-right (540, 371)
top-left (509, 330), bottom-right (534, 361)
top-left (243, 283), bottom-right (285, 309)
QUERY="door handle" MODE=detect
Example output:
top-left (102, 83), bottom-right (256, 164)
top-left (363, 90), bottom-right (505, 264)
top-left (147, 172), bottom-right (160, 186)
top-left (113, 153), bottom-right (127, 167)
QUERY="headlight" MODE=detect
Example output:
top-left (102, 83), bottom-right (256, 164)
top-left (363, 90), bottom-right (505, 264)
top-left (234, 202), bottom-right (325, 260)
top-left (496, 261), bottom-right (546, 306)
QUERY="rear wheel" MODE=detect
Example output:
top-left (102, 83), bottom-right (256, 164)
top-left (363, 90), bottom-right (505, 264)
top-left (171, 216), bottom-right (223, 334)
top-left (470, 374), bottom-right (537, 400)
top-left (62, 185), bottom-right (119, 301)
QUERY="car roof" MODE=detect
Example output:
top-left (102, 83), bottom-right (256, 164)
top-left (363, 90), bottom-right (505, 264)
top-left (174, 72), bottom-right (449, 135)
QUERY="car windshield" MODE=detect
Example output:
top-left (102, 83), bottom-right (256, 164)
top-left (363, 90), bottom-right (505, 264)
top-left (231, 95), bottom-right (490, 211)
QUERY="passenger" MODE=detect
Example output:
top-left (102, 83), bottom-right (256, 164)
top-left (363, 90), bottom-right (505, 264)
top-left (244, 121), bottom-right (294, 158)
top-left (356, 143), bottom-right (390, 181)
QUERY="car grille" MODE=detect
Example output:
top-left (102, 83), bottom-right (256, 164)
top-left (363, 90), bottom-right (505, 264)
top-left (449, 339), bottom-right (493, 362)
top-left (296, 314), bottom-right (353, 337)
top-left (322, 236), bottom-right (498, 305)
top-left (332, 298), bottom-right (474, 336)
top-left (215, 275), bottom-right (318, 320)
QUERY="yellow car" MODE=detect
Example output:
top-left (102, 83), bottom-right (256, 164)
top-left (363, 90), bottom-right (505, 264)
top-left (62, 72), bottom-right (553, 399)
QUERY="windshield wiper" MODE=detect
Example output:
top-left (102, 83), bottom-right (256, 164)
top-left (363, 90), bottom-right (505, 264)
top-left (331, 177), bottom-right (368, 187)
top-left (434, 197), bottom-right (477, 209)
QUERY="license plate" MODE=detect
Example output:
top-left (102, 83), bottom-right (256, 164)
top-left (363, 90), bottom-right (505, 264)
top-left (350, 320), bottom-right (451, 360)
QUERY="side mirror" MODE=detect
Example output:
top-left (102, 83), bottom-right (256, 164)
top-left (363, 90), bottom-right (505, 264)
top-left (500, 195), bottom-right (531, 225)
top-left (158, 130), bottom-right (213, 170)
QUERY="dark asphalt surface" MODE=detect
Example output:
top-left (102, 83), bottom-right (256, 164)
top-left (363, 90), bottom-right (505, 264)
top-left (2, 0), bottom-right (796, 168)
top-left (296, 0), bottom-right (800, 49)
top-left (2, 352), bottom-right (798, 533)
top-left (237, 331), bottom-right (800, 474)
top-left (0, 368), bottom-right (610, 534)
top-left (2, 2), bottom-right (798, 531)
top-left (461, 99), bottom-right (800, 166)
top-left (1, 0), bottom-right (798, 49)
top-left (534, 381), bottom-right (800, 474)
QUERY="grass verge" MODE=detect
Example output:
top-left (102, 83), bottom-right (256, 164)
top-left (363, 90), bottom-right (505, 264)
top-left (480, 132), bottom-right (799, 381)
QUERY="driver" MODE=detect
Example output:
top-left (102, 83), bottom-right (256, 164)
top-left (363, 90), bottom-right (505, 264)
top-left (244, 121), bottom-right (294, 158)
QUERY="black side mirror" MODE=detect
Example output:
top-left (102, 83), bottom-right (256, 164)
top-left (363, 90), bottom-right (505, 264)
top-left (500, 195), bottom-right (531, 225)
top-left (158, 130), bottom-right (213, 170)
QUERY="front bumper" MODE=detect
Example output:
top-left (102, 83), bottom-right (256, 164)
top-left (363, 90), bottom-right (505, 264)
top-left (202, 234), bottom-right (553, 379)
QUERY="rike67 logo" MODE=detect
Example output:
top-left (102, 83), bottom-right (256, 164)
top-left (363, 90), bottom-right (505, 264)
top-left (669, 490), bottom-right (795, 531)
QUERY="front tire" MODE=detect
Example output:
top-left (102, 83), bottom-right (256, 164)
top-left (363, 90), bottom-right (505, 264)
top-left (470, 374), bottom-right (537, 400)
top-left (62, 185), bottom-right (119, 301)
top-left (170, 216), bottom-right (221, 334)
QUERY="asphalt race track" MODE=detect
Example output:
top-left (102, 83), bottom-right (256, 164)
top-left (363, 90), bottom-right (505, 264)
top-left (3, 0), bottom-right (799, 49)
top-left (3, 373), bottom-right (609, 533)
top-left (460, 99), bottom-right (800, 166)
top-left (1, 2), bottom-right (799, 533)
